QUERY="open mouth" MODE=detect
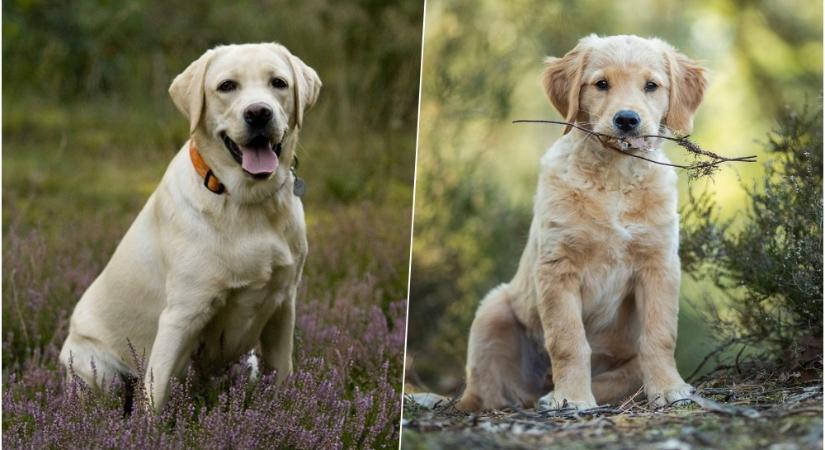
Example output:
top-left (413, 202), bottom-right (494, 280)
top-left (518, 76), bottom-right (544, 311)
top-left (221, 132), bottom-right (283, 179)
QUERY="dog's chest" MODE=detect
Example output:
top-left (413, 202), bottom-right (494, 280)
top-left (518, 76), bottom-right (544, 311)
top-left (563, 186), bottom-right (665, 261)
top-left (540, 179), bottom-right (673, 325)
top-left (205, 204), bottom-right (305, 289)
top-left (221, 227), bottom-right (299, 289)
top-left (195, 206), bottom-right (306, 358)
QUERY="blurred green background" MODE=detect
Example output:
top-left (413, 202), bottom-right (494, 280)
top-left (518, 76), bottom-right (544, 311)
top-left (3, 0), bottom-right (422, 260)
top-left (4, 3), bottom-right (425, 445)
top-left (2, 0), bottom-right (422, 367)
top-left (407, 0), bottom-right (822, 393)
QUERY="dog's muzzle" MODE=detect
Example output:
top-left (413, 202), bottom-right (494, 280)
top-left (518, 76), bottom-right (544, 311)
top-left (221, 132), bottom-right (284, 179)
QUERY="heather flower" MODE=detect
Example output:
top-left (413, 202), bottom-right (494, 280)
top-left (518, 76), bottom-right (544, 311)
top-left (3, 205), bottom-right (408, 449)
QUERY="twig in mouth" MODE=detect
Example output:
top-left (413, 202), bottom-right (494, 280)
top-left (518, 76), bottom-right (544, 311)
top-left (512, 119), bottom-right (757, 179)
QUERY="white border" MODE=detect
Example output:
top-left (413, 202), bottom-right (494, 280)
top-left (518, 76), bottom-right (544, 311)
top-left (397, 0), bottom-right (428, 447)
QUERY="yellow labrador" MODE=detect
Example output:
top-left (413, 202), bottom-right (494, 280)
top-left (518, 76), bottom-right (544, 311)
top-left (60, 43), bottom-right (321, 411)
top-left (456, 35), bottom-right (707, 411)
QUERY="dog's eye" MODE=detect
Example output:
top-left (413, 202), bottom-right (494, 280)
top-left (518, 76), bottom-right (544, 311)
top-left (644, 81), bottom-right (659, 92)
top-left (271, 77), bottom-right (288, 90)
top-left (217, 80), bottom-right (238, 92)
top-left (595, 79), bottom-right (609, 91)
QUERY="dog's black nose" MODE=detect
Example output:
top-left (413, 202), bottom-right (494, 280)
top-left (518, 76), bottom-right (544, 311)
top-left (244, 103), bottom-right (273, 128)
top-left (613, 110), bottom-right (641, 132)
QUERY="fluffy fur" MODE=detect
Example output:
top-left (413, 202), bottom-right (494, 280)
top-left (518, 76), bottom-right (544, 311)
top-left (456, 35), bottom-right (707, 411)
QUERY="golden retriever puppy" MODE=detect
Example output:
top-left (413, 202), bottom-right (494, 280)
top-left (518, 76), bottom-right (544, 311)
top-left (456, 35), bottom-right (707, 411)
top-left (60, 43), bottom-right (321, 411)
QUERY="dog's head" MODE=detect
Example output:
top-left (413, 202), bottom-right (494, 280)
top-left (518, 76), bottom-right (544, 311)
top-left (543, 35), bottom-right (706, 144)
top-left (170, 43), bottom-right (321, 181)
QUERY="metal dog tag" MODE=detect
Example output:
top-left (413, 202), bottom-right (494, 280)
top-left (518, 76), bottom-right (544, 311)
top-left (293, 177), bottom-right (306, 198)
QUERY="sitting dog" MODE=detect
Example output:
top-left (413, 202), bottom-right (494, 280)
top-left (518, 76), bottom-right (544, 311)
top-left (456, 35), bottom-right (707, 411)
top-left (60, 43), bottom-right (321, 411)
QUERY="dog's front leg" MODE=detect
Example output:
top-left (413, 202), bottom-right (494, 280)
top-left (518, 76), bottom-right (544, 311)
top-left (534, 257), bottom-right (597, 410)
top-left (636, 259), bottom-right (694, 407)
top-left (145, 283), bottom-right (222, 412)
top-left (260, 293), bottom-right (295, 385)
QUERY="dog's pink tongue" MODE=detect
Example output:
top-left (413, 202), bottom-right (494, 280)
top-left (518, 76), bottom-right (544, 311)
top-left (240, 143), bottom-right (278, 175)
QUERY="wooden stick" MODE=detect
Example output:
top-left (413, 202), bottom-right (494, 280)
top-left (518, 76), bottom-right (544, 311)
top-left (513, 119), bottom-right (757, 177)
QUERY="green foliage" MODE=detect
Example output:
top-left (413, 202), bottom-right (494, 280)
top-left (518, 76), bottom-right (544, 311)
top-left (408, 0), bottom-right (823, 391)
top-left (681, 101), bottom-right (823, 363)
top-left (3, 0), bottom-right (423, 121)
top-left (408, 146), bottom-right (531, 388)
top-left (3, 0), bottom-right (423, 204)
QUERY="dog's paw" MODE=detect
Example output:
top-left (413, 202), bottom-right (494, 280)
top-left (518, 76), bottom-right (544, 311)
top-left (536, 390), bottom-right (597, 411)
top-left (647, 383), bottom-right (695, 408)
top-left (245, 352), bottom-right (260, 381)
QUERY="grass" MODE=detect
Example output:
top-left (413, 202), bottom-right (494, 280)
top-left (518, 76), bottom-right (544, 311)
top-left (2, 97), bottom-right (412, 448)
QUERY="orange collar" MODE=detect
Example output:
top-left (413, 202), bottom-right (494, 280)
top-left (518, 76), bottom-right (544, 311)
top-left (189, 140), bottom-right (226, 195)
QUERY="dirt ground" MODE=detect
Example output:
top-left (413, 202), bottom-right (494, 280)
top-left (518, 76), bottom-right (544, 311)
top-left (401, 366), bottom-right (823, 450)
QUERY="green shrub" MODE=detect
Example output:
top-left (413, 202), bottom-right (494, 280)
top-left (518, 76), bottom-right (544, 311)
top-left (680, 101), bottom-right (823, 365)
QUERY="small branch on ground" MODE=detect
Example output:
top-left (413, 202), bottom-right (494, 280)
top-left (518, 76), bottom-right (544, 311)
top-left (688, 394), bottom-right (761, 418)
top-left (513, 119), bottom-right (757, 179)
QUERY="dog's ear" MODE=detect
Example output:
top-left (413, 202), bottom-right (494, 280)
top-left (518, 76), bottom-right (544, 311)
top-left (288, 54), bottom-right (322, 129)
top-left (275, 45), bottom-right (322, 130)
top-left (169, 49), bottom-right (216, 134)
top-left (664, 49), bottom-right (707, 136)
top-left (542, 43), bottom-right (589, 134)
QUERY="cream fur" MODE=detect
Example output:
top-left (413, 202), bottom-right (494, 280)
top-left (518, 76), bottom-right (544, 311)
top-left (456, 35), bottom-right (707, 411)
top-left (59, 43), bottom-right (321, 411)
